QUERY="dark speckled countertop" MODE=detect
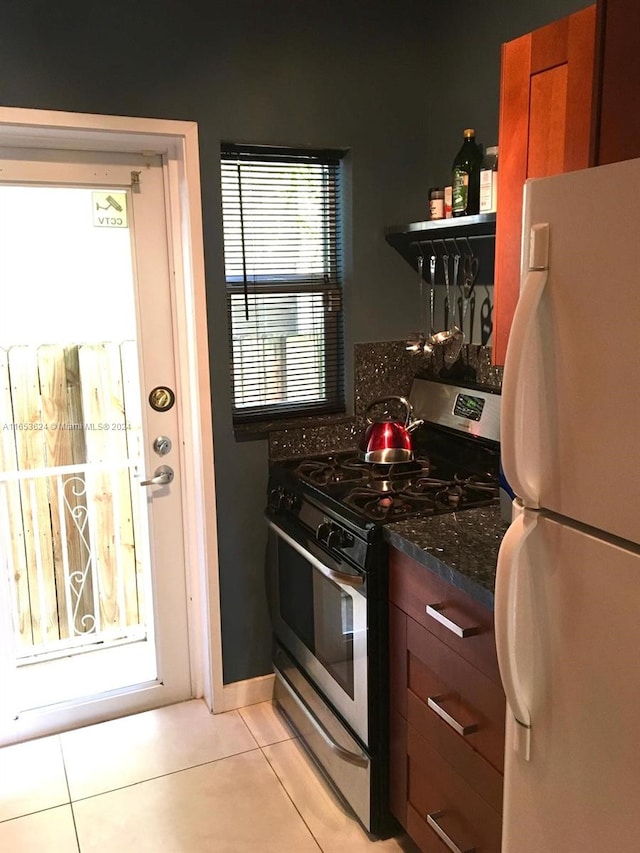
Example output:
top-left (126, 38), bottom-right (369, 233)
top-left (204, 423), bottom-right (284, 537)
top-left (384, 505), bottom-right (509, 611)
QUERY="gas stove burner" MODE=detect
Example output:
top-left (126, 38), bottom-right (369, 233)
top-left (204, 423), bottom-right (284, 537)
top-left (402, 474), bottom-right (499, 511)
top-left (339, 454), bottom-right (431, 480)
top-left (296, 456), bottom-right (368, 487)
top-left (278, 432), bottom-right (501, 527)
top-left (295, 453), bottom-right (431, 490)
top-left (401, 476), bottom-right (452, 496)
top-left (344, 487), bottom-right (436, 521)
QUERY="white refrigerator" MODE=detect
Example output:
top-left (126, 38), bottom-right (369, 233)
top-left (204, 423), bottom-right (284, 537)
top-left (496, 158), bottom-right (640, 853)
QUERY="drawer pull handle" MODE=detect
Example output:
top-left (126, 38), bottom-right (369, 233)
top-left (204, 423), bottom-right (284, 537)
top-left (427, 695), bottom-right (478, 737)
top-left (427, 811), bottom-right (476, 853)
top-left (426, 604), bottom-right (480, 638)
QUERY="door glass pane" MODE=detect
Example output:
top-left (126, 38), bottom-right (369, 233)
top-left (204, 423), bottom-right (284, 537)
top-left (0, 184), bottom-right (156, 708)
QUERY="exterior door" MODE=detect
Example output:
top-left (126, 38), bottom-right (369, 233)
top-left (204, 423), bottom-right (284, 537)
top-left (0, 149), bottom-right (192, 744)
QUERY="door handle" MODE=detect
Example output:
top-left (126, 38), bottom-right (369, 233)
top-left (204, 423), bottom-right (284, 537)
top-left (495, 510), bottom-right (535, 759)
top-left (501, 225), bottom-right (550, 507)
top-left (267, 520), bottom-right (365, 589)
top-left (140, 465), bottom-right (174, 487)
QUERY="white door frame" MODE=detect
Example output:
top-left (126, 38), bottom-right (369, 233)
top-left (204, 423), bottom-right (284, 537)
top-left (0, 106), bottom-right (224, 715)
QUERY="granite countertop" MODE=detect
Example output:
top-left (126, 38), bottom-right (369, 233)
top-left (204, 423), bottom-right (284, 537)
top-left (384, 505), bottom-right (509, 610)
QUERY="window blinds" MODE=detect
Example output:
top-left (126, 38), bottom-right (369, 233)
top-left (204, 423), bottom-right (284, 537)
top-left (221, 145), bottom-right (345, 423)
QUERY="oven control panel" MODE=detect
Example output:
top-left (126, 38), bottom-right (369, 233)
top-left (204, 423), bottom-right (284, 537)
top-left (453, 392), bottom-right (485, 422)
top-left (301, 502), bottom-right (368, 568)
top-left (267, 486), bottom-right (299, 514)
top-left (316, 520), bottom-right (354, 550)
top-left (266, 479), bottom-right (371, 570)
top-left (410, 378), bottom-right (501, 442)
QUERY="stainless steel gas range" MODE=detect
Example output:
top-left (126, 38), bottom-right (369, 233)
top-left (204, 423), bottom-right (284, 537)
top-left (265, 378), bottom-right (502, 836)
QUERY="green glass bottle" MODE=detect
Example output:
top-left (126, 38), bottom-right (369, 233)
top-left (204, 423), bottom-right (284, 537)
top-left (452, 128), bottom-right (483, 217)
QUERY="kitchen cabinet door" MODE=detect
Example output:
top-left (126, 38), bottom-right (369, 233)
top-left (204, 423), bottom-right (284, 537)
top-left (492, 5), bottom-right (596, 365)
top-left (592, 0), bottom-right (640, 165)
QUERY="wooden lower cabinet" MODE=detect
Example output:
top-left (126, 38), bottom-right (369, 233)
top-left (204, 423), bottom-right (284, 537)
top-left (389, 549), bottom-right (505, 852)
top-left (408, 724), bottom-right (502, 853)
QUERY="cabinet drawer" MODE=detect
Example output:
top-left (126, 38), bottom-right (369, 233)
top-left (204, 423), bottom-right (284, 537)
top-left (407, 616), bottom-right (505, 775)
top-left (407, 723), bottom-right (502, 853)
top-left (407, 691), bottom-right (502, 814)
top-left (389, 548), bottom-right (500, 684)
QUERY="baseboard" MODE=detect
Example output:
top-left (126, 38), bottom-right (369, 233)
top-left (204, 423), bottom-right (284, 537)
top-left (221, 673), bottom-right (276, 712)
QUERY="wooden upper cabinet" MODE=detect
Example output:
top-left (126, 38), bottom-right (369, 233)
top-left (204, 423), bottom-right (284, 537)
top-left (492, 5), bottom-right (597, 365)
top-left (592, 0), bottom-right (640, 165)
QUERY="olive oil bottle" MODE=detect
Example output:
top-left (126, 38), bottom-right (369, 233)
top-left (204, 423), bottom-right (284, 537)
top-left (452, 128), bottom-right (483, 217)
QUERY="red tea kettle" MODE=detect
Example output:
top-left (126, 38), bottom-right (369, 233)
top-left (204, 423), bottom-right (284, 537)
top-left (358, 396), bottom-right (424, 464)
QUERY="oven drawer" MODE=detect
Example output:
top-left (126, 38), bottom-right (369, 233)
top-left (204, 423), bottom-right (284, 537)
top-left (407, 723), bottom-right (502, 853)
top-left (407, 616), bottom-right (505, 777)
top-left (273, 645), bottom-right (372, 832)
top-left (389, 548), bottom-right (500, 684)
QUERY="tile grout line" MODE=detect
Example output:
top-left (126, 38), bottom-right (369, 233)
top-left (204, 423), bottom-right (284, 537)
top-left (58, 734), bottom-right (81, 853)
top-left (259, 739), bottom-right (326, 853)
top-left (236, 703), bottom-right (301, 749)
top-left (61, 743), bottom-right (265, 805)
top-left (55, 704), bottom-right (267, 810)
top-left (236, 700), bottom-right (326, 849)
top-left (235, 706), bottom-right (264, 749)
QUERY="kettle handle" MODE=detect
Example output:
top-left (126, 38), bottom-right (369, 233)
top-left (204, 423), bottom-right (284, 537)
top-left (365, 396), bottom-right (413, 426)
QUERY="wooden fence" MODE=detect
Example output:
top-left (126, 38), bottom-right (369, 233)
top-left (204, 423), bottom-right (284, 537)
top-left (0, 342), bottom-right (146, 656)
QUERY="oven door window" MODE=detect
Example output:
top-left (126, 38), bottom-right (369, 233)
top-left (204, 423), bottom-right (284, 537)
top-left (278, 540), bottom-right (355, 699)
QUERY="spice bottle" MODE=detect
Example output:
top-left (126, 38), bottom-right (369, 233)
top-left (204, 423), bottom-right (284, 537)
top-left (452, 128), bottom-right (483, 217)
top-left (429, 188), bottom-right (445, 220)
top-left (444, 186), bottom-right (453, 219)
top-left (479, 146), bottom-right (498, 213)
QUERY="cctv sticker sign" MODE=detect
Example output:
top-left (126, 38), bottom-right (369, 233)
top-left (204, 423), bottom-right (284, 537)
top-left (92, 192), bottom-right (128, 228)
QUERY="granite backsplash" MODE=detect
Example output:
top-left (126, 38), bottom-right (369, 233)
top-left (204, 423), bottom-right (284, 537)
top-left (268, 341), bottom-right (503, 461)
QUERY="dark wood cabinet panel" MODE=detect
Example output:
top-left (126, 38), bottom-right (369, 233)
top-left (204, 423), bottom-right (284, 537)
top-left (389, 548), bottom-right (500, 684)
top-left (390, 709), bottom-right (408, 829)
top-left (492, 5), bottom-right (597, 365)
top-left (592, 0), bottom-right (640, 165)
top-left (407, 690), bottom-right (503, 815)
top-left (390, 602), bottom-right (408, 720)
top-left (407, 724), bottom-right (503, 853)
top-left (406, 805), bottom-right (450, 853)
top-left (389, 547), bottom-right (505, 853)
top-left (407, 616), bottom-right (505, 775)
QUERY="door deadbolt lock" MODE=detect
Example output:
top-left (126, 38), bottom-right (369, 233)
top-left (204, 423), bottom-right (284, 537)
top-left (153, 435), bottom-right (172, 456)
top-left (149, 386), bottom-right (175, 412)
top-left (140, 465), bottom-right (174, 487)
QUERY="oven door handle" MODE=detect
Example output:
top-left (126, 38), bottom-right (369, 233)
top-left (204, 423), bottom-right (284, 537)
top-left (268, 520), bottom-right (364, 589)
top-left (276, 666), bottom-right (369, 769)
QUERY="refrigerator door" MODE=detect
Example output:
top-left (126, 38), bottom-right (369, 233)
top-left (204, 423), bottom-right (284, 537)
top-left (498, 510), bottom-right (640, 853)
top-left (500, 158), bottom-right (640, 545)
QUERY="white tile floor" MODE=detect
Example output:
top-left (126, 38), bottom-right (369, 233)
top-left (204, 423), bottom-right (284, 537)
top-left (0, 699), bottom-right (419, 852)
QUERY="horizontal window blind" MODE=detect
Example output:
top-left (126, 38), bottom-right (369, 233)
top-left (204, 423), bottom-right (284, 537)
top-left (221, 145), bottom-right (345, 423)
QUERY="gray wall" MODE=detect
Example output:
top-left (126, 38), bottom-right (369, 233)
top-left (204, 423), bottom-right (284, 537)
top-left (0, 0), bottom-right (589, 683)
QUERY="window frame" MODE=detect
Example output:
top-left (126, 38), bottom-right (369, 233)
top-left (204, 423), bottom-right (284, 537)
top-left (220, 143), bottom-right (346, 427)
